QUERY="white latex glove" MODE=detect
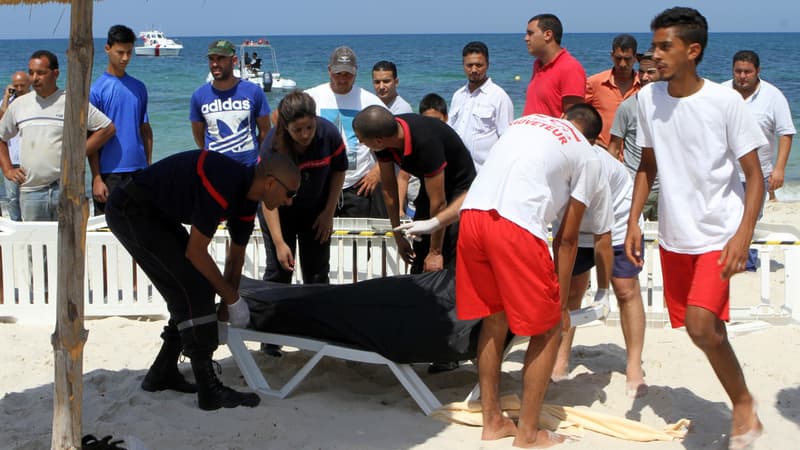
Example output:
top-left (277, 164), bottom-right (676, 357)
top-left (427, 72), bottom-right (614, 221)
top-left (593, 288), bottom-right (610, 304)
top-left (593, 288), bottom-right (611, 317)
top-left (394, 217), bottom-right (441, 241)
top-left (228, 297), bottom-right (251, 328)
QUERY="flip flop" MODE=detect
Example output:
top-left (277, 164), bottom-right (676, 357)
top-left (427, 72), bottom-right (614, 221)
top-left (82, 434), bottom-right (127, 450)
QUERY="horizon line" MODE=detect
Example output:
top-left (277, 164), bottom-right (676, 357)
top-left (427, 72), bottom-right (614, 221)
top-left (2, 30), bottom-right (799, 41)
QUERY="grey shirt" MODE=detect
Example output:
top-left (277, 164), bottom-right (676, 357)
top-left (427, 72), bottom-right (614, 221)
top-left (610, 94), bottom-right (659, 191)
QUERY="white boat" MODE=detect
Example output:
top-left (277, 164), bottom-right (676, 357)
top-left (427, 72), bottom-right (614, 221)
top-left (206, 39), bottom-right (296, 92)
top-left (135, 30), bottom-right (183, 57)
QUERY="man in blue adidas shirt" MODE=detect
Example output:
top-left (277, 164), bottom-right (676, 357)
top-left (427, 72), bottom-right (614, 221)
top-left (190, 39), bottom-right (271, 166)
top-left (89, 24), bottom-right (153, 214)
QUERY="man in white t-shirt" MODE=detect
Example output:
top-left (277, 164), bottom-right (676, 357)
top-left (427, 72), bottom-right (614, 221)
top-left (625, 8), bottom-right (767, 448)
top-left (449, 41), bottom-right (514, 171)
top-left (455, 106), bottom-right (605, 447)
top-left (724, 50), bottom-right (795, 202)
top-left (724, 50), bottom-right (795, 271)
top-left (0, 50), bottom-right (115, 221)
top-left (552, 125), bottom-right (648, 399)
top-left (306, 46), bottom-right (388, 218)
top-left (0, 71), bottom-right (31, 220)
top-left (371, 60), bottom-right (413, 115)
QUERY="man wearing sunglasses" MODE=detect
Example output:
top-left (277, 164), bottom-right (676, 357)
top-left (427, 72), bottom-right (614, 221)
top-left (105, 149), bottom-right (299, 411)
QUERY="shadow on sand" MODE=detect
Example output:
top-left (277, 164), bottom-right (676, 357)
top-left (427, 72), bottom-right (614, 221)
top-left (0, 350), bottom-right (459, 450)
top-left (776, 385), bottom-right (800, 428)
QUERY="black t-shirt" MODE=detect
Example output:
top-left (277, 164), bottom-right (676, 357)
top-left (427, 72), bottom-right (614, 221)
top-left (375, 114), bottom-right (476, 219)
top-left (133, 149), bottom-right (258, 245)
top-left (260, 117), bottom-right (347, 209)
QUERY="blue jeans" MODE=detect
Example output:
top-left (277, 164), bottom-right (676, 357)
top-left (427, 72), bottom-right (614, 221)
top-left (4, 167), bottom-right (21, 221)
top-left (20, 181), bottom-right (60, 221)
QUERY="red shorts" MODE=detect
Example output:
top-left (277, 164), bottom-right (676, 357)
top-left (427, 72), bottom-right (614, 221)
top-left (456, 209), bottom-right (561, 336)
top-left (659, 247), bottom-right (730, 328)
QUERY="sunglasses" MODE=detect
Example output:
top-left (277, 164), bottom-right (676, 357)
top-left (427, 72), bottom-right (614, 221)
top-left (269, 174), bottom-right (297, 199)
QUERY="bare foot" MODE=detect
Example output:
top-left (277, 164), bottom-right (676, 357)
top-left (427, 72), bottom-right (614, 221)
top-left (729, 417), bottom-right (763, 450)
top-left (512, 429), bottom-right (566, 448)
top-left (481, 415), bottom-right (517, 441)
top-left (550, 363), bottom-right (570, 382)
top-left (729, 406), bottom-right (763, 450)
top-left (625, 377), bottom-right (648, 398)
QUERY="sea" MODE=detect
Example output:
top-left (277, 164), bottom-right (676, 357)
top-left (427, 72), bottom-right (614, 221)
top-left (1, 32), bottom-right (800, 201)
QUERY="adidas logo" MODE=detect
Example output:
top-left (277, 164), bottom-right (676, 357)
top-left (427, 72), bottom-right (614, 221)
top-left (201, 98), bottom-right (252, 114)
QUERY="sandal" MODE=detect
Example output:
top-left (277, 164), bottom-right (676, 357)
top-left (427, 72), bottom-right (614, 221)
top-left (82, 434), bottom-right (127, 450)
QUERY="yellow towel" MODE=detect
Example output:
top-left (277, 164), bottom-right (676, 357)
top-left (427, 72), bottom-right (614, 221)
top-left (431, 394), bottom-right (690, 442)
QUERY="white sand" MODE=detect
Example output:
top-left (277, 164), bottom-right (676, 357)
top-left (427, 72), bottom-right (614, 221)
top-left (1, 202), bottom-right (798, 450)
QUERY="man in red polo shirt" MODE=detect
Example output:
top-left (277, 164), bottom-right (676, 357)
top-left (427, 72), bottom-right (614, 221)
top-left (585, 34), bottom-right (641, 148)
top-left (522, 13), bottom-right (586, 117)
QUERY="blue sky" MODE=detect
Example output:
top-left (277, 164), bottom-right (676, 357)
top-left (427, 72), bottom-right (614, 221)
top-left (0, 0), bottom-right (798, 39)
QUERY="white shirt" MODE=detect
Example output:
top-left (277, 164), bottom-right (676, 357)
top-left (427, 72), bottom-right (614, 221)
top-left (305, 83), bottom-right (386, 188)
top-left (597, 146), bottom-right (641, 246)
top-left (448, 77), bottom-right (514, 171)
top-left (636, 80), bottom-right (768, 253)
top-left (721, 79), bottom-right (796, 181)
top-left (553, 144), bottom-right (617, 248)
top-left (0, 89), bottom-right (111, 191)
top-left (386, 95), bottom-right (413, 115)
top-left (462, 115), bottom-right (607, 242)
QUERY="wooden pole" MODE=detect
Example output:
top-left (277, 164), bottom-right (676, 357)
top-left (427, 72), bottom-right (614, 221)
top-left (51, 0), bottom-right (92, 448)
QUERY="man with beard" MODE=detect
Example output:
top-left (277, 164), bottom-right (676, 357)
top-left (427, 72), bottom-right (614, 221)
top-left (448, 41), bottom-right (514, 172)
top-left (190, 39), bottom-right (271, 166)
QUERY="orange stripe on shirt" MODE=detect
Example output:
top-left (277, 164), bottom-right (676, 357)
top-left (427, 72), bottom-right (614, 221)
top-left (298, 142), bottom-right (346, 170)
top-left (197, 150), bottom-right (229, 209)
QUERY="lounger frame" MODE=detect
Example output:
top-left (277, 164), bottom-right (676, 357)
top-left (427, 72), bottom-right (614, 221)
top-left (222, 324), bottom-right (444, 415)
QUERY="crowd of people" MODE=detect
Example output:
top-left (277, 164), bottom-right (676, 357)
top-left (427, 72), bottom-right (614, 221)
top-left (0, 6), bottom-right (794, 449)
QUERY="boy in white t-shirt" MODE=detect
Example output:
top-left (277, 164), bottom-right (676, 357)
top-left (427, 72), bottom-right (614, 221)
top-left (625, 8), bottom-right (767, 450)
top-left (455, 105), bottom-right (606, 447)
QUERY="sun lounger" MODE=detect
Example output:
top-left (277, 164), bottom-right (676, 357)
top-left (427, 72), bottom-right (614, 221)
top-left (221, 298), bottom-right (611, 415)
top-left (220, 323), bottom-right (443, 415)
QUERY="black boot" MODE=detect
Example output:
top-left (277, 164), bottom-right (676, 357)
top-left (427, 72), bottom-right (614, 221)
top-left (191, 355), bottom-right (260, 411)
top-left (141, 326), bottom-right (197, 393)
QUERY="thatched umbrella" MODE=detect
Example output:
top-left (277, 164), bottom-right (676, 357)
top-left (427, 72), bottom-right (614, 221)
top-left (0, 1), bottom-right (94, 449)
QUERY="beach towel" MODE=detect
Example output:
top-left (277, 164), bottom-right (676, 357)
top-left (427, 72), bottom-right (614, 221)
top-left (431, 394), bottom-right (690, 442)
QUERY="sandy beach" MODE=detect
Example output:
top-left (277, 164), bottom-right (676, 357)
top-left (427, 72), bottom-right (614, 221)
top-left (1, 202), bottom-right (798, 450)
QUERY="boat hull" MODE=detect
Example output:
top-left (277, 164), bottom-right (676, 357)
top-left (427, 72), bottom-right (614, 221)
top-left (134, 46), bottom-right (182, 57)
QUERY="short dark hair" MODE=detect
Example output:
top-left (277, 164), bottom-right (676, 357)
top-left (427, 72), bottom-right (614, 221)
top-left (462, 41), bottom-right (489, 62)
top-left (565, 103), bottom-right (602, 141)
top-left (353, 105), bottom-right (396, 139)
top-left (256, 151), bottom-right (300, 181)
top-left (418, 93), bottom-right (448, 116)
top-left (612, 33), bottom-right (637, 53)
top-left (637, 47), bottom-right (655, 62)
top-left (30, 50), bottom-right (58, 70)
top-left (732, 50), bottom-right (760, 69)
top-left (651, 7), bottom-right (708, 65)
top-left (107, 24), bottom-right (136, 46)
top-left (529, 13), bottom-right (563, 45)
top-left (372, 60), bottom-right (398, 78)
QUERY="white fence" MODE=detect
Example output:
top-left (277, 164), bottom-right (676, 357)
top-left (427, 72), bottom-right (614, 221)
top-left (1, 217), bottom-right (798, 325)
